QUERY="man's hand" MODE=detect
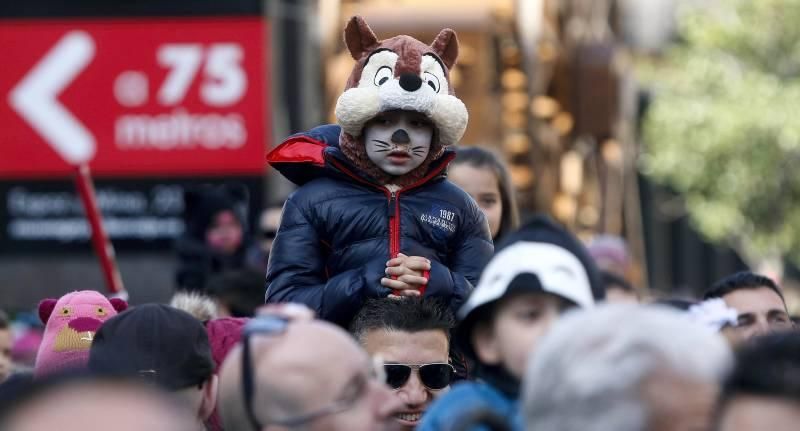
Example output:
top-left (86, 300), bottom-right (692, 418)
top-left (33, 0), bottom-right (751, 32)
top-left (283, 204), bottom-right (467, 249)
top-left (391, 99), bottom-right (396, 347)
top-left (381, 253), bottom-right (430, 297)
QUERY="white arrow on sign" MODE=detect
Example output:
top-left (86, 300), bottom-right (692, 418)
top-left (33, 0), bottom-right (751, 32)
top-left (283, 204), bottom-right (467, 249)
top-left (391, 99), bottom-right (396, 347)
top-left (8, 31), bottom-right (96, 165)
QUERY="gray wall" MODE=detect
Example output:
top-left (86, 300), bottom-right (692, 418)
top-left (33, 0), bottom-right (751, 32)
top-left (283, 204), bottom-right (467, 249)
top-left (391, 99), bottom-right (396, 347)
top-left (0, 252), bottom-right (175, 312)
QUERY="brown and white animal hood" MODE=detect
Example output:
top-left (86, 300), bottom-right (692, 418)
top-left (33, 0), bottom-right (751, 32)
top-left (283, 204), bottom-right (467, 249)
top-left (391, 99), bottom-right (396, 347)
top-left (334, 16), bottom-right (468, 186)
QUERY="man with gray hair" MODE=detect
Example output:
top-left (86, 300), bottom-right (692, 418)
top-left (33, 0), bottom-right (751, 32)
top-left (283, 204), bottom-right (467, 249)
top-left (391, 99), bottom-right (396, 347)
top-left (522, 305), bottom-right (733, 431)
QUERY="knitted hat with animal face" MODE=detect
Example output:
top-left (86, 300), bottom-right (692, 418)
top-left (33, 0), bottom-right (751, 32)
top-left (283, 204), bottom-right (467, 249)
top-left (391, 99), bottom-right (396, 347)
top-left (34, 290), bottom-right (127, 378)
top-left (335, 16), bottom-right (468, 187)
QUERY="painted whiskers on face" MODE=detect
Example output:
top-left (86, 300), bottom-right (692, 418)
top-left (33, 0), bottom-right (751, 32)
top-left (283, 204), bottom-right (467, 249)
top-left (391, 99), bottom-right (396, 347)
top-left (364, 110), bottom-right (433, 177)
top-left (372, 140), bottom-right (392, 153)
top-left (370, 140), bottom-right (426, 160)
top-left (411, 145), bottom-right (427, 158)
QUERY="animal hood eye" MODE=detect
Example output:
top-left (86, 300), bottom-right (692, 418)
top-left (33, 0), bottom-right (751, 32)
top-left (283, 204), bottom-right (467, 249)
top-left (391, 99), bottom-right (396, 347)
top-left (424, 72), bottom-right (440, 92)
top-left (374, 66), bottom-right (393, 87)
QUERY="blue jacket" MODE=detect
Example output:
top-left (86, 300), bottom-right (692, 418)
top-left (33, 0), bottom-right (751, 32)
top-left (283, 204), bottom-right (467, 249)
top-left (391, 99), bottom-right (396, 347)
top-left (418, 380), bottom-right (523, 431)
top-left (265, 125), bottom-right (493, 326)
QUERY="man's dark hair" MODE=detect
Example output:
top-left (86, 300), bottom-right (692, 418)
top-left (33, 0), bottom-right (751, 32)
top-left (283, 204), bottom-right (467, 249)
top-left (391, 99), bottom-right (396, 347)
top-left (653, 298), bottom-right (696, 311)
top-left (204, 269), bottom-right (265, 317)
top-left (720, 332), bottom-right (800, 409)
top-left (349, 297), bottom-right (455, 343)
top-left (703, 271), bottom-right (784, 304)
top-left (0, 310), bottom-right (8, 330)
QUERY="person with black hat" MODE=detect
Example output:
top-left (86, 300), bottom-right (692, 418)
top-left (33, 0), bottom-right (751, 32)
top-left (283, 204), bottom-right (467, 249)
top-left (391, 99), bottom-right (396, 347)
top-left (88, 304), bottom-right (218, 431)
top-left (417, 215), bottom-right (604, 431)
top-left (175, 183), bottom-right (255, 292)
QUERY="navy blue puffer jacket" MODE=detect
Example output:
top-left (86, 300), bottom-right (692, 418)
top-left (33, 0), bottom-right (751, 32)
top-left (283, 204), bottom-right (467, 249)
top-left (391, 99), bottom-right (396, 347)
top-left (265, 125), bottom-right (493, 326)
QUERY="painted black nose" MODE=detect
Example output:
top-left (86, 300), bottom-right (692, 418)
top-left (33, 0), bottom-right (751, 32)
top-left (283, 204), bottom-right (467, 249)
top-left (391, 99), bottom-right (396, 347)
top-left (398, 73), bottom-right (422, 92)
top-left (391, 129), bottom-right (410, 144)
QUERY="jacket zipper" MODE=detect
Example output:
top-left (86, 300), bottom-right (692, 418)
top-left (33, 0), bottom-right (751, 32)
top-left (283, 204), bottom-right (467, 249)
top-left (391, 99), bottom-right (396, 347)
top-left (328, 154), bottom-right (455, 293)
top-left (388, 191), bottom-right (400, 258)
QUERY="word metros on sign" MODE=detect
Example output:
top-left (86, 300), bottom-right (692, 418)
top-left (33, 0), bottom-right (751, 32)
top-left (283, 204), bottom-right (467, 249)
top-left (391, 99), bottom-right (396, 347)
top-left (0, 18), bottom-right (268, 178)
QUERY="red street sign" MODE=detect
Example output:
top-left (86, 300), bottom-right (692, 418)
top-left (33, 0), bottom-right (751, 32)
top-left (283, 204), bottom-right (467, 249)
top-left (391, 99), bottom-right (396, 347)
top-left (0, 18), bottom-right (269, 178)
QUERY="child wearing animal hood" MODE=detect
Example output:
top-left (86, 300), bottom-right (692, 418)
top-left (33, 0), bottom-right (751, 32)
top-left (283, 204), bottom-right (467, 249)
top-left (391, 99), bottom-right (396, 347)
top-left (265, 16), bottom-right (493, 326)
top-left (417, 216), bottom-right (605, 430)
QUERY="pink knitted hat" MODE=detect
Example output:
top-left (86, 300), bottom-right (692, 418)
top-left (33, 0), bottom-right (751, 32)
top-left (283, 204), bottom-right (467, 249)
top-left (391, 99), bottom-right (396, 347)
top-left (34, 290), bottom-right (127, 378)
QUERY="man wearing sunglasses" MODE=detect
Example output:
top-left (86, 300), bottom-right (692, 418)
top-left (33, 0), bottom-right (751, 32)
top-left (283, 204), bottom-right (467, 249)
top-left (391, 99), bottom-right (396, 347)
top-left (218, 312), bottom-right (403, 431)
top-left (350, 298), bottom-right (455, 430)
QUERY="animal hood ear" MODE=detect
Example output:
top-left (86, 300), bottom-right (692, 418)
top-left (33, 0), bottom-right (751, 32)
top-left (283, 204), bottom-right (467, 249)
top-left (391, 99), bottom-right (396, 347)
top-left (38, 299), bottom-right (58, 324)
top-left (109, 298), bottom-right (128, 313)
top-left (344, 16), bottom-right (379, 60)
top-left (431, 28), bottom-right (459, 70)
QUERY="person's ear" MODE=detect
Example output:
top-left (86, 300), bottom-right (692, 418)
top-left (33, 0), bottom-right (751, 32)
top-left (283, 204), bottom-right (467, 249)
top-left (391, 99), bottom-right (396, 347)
top-left (471, 322), bottom-right (501, 366)
top-left (199, 374), bottom-right (219, 421)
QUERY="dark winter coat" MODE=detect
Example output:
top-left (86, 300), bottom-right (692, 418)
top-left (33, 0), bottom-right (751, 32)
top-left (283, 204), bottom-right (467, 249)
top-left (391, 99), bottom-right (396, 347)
top-left (265, 125), bottom-right (493, 326)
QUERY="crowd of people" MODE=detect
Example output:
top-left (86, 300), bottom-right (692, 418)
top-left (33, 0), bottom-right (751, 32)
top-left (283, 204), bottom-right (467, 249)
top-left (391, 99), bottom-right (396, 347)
top-left (1, 241), bottom-right (797, 431)
top-left (1, 15), bottom-right (798, 431)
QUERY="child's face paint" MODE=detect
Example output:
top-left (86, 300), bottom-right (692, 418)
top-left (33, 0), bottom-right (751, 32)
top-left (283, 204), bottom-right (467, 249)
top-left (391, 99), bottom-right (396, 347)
top-left (364, 110), bottom-right (433, 177)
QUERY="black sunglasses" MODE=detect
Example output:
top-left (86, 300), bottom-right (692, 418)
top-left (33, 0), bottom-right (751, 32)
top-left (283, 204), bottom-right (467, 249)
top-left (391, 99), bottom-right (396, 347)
top-left (384, 363), bottom-right (454, 390)
top-left (241, 316), bottom-right (378, 430)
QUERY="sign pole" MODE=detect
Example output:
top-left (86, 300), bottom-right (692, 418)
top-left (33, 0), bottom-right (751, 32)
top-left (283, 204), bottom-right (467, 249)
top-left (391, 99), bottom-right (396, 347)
top-left (74, 163), bottom-right (126, 298)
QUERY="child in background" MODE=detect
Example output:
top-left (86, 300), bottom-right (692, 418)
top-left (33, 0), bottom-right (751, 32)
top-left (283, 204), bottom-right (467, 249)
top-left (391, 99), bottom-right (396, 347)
top-left (175, 183), bottom-right (256, 292)
top-left (0, 310), bottom-right (12, 383)
top-left (418, 216), bottom-right (605, 431)
top-left (448, 147), bottom-right (520, 243)
top-left (265, 16), bottom-right (492, 326)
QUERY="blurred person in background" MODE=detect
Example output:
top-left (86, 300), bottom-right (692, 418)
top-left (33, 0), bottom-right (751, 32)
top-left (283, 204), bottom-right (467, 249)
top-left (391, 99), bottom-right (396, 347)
top-left (716, 332), bottom-right (800, 431)
top-left (587, 235), bottom-right (632, 277)
top-left (218, 313), bottom-right (402, 431)
top-left (600, 270), bottom-right (640, 304)
top-left (246, 205), bottom-right (283, 271)
top-left (170, 291), bottom-right (219, 322)
top-left (418, 216), bottom-right (604, 431)
top-left (175, 183), bottom-right (258, 292)
top-left (587, 235), bottom-right (642, 297)
top-left (448, 146), bottom-right (520, 243)
top-left (204, 316), bottom-right (248, 431)
top-left (654, 297), bottom-right (740, 345)
top-left (350, 298), bottom-right (455, 430)
top-left (523, 305), bottom-right (732, 431)
top-left (704, 271), bottom-right (793, 345)
top-left (168, 290), bottom-right (253, 431)
top-left (205, 270), bottom-right (266, 318)
top-left (9, 312), bottom-right (43, 372)
top-left (0, 310), bottom-right (12, 383)
top-left (0, 376), bottom-right (197, 431)
top-left (88, 304), bottom-right (217, 431)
